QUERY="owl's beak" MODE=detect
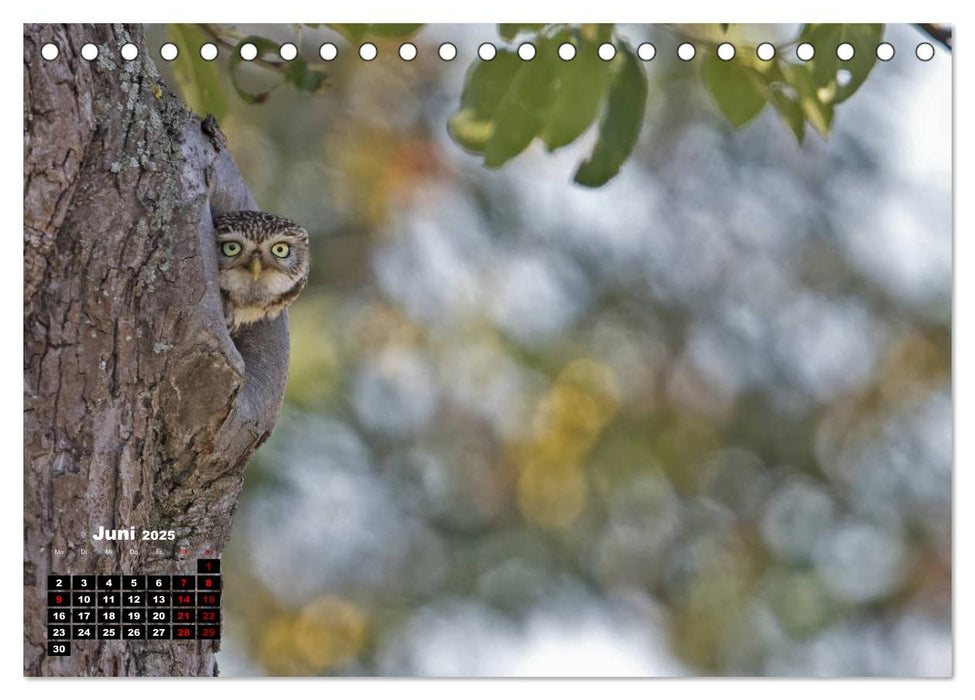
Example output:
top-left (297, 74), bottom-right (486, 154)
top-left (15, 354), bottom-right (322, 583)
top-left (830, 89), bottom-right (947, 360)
top-left (248, 257), bottom-right (263, 280)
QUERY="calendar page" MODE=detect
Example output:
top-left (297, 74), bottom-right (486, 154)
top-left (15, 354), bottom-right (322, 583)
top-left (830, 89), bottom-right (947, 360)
top-left (23, 22), bottom-right (952, 677)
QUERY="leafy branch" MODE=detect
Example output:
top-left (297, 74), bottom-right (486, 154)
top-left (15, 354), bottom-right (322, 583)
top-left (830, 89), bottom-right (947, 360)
top-left (167, 23), bottom-right (925, 188)
top-left (449, 23), bottom-right (887, 186)
top-left (167, 23), bottom-right (421, 117)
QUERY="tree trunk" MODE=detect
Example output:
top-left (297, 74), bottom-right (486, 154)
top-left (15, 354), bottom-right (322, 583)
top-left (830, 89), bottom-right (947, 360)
top-left (24, 23), bottom-right (289, 676)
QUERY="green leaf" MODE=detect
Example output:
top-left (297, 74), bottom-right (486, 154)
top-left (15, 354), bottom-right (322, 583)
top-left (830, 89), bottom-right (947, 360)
top-left (768, 87), bottom-right (805, 144)
top-left (168, 24), bottom-right (228, 120)
top-left (327, 24), bottom-right (422, 42)
top-left (759, 61), bottom-right (807, 143)
top-left (834, 24), bottom-right (883, 102)
top-left (448, 41), bottom-right (562, 168)
top-left (797, 23), bottom-right (883, 103)
top-left (588, 24), bottom-right (616, 43)
top-left (783, 63), bottom-right (834, 139)
top-left (483, 39), bottom-right (560, 167)
top-left (448, 109), bottom-right (497, 152)
top-left (702, 53), bottom-right (767, 127)
top-left (287, 59), bottom-right (328, 93)
top-left (499, 24), bottom-right (546, 42)
top-left (540, 37), bottom-right (613, 150)
top-left (362, 24), bottom-right (423, 38)
top-left (574, 44), bottom-right (647, 187)
top-left (448, 51), bottom-right (522, 153)
top-left (327, 24), bottom-right (366, 42)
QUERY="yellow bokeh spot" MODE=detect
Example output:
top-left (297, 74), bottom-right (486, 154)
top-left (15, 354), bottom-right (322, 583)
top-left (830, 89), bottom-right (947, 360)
top-left (517, 460), bottom-right (588, 530)
top-left (532, 359), bottom-right (620, 454)
top-left (345, 302), bottom-right (423, 354)
top-left (514, 359), bottom-right (620, 530)
top-left (257, 597), bottom-right (367, 676)
top-left (286, 298), bottom-right (341, 407)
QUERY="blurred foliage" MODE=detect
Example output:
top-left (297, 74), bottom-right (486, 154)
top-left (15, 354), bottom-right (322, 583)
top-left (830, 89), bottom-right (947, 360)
top-left (704, 24), bottom-right (883, 141)
top-left (167, 23), bottom-right (886, 186)
top-left (169, 23), bottom-right (422, 120)
top-left (327, 24), bottom-right (423, 42)
top-left (226, 35), bottom-right (324, 105)
top-left (512, 359), bottom-right (621, 528)
top-left (168, 24), bottom-right (228, 120)
top-left (147, 23), bottom-right (951, 676)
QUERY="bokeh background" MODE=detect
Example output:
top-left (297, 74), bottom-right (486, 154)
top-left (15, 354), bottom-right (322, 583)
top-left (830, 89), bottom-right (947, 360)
top-left (147, 23), bottom-right (952, 676)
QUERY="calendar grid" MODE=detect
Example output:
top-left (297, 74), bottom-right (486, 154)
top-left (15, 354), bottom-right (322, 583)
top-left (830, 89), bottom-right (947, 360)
top-left (46, 559), bottom-right (221, 656)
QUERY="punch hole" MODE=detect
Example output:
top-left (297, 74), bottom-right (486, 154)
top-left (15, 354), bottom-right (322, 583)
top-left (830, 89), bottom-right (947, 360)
top-left (159, 43), bottom-right (178, 61)
top-left (717, 42), bottom-right (735, 61)
top-left (677, 43), bottom-right (695, 61)
top-left (120, 43), bottom-right (139, 61)
top-left (598, 43), bottom-right (616, 61)
top-left (80, 43), bottom-right (98, 61)
top-left (239, 43), bottom-right (258, 61)
top-left (558, 42), bottom-right (576, 61)
top-left (359, 43), bottom-right (377, 61)
top-left (200, 43), bottom-right (218, 62)
top-left (478, 43), bottom-right (497, 61)
top-left (518, 43), bottom-right (536, 61)
top-left (41, 43), bottom-right (59, 61)
top-left (439, 43), bottom-right (457, 61)
top-left (637, 43), bottom-right (656, 61)
top-left (280, 43), bottom-right (298, 61)
top-left (876, 42), bottom-right (895, 61)
top-left (399, 43), bottom-right (417, 61)
top-left (796, 43), bottom-right (815, 61)
top-left (915, 42), bottom-right (934, 61)
top-left (319, 43), bottom-right (338, 61)
top-left (836, 43), bottom-right (855, 61)
top-left (756, 42), bottom-right (775, 61)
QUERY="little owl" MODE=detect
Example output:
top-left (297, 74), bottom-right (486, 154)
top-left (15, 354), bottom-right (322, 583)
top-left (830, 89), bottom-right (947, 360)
top-left (213, 211), bottom-right (310, 335)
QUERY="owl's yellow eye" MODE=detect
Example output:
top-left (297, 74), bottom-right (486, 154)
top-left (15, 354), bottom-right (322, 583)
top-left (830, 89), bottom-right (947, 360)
top-left (221, 241), bottom-right (242, 256)
top-left (271, 243), bottom-right (291, 258)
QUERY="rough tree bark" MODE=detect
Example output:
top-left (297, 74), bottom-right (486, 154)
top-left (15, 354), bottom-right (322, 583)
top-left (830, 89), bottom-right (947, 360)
top-left (24, 24), bottom-right (289, 676)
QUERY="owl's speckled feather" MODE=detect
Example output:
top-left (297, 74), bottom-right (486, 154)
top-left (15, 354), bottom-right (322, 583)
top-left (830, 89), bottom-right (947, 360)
top-left (213, 211), bottom-right (310, 335)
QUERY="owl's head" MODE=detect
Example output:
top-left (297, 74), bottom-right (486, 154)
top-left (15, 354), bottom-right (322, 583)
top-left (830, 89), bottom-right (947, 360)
top-left (214, 211), bottom-right (310, 287)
